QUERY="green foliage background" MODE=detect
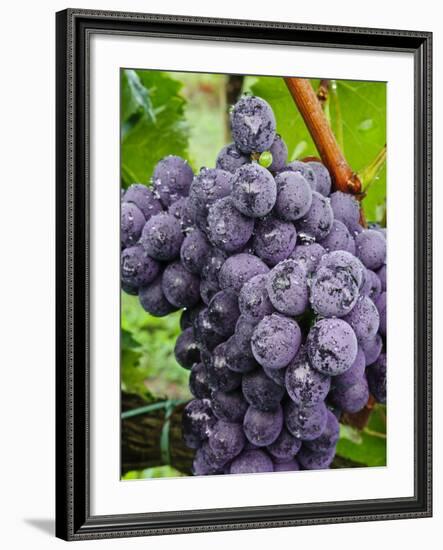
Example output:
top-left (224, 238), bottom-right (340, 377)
top-left (121, 69), bottom-right (387, 479)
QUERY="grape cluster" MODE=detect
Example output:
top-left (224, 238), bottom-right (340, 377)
top-left (121, 95), bottom-right (387, 476)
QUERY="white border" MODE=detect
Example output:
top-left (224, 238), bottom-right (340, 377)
top-left (90, 34), bottom-right (415, 516)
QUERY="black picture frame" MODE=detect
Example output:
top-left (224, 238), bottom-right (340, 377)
top-left (55, 8), bottom-right (432, 541)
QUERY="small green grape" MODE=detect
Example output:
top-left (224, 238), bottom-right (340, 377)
top-left (259, 151), bottom-right (273, 169)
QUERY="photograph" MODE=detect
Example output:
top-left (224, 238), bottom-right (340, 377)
top-left (120, 70), bottom-right (388, 480)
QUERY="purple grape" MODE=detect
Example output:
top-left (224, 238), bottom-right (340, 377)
top-left (208, 420), bottom-right (245, 461)
top-left (285, 161), bottom-right (316, 190)
top-left (189, 363), bottom-right (211, 399)
top-left (296, 191), bottom-right (334, 241)
top-left (361, 333), bottom-right (383, 366)
top-left (266, 259), bottom-right (309, 316)
top-left (207, 289), bottom-right (240, 338)
top-left (289, 243), bottom-right (325, 275)
top-left (168, 196), bottom-right (194, 232)
top-left (355, 229), bottom-right (387, 270)
top-left (121, 202), bottom-right (145, 248)
top-left (216, 142), bottom-right (250, 173)
top-left (367, 352), bottom-right (387, 404)
top-left (242, 369), bottom-right (285, 411)
top-left (202, 248), bottom-right (227, 287)
top-left (230, 449), bottom-right (274, 474)
top-left (224, 335), bottom-right (257, 373)
top-left (182, 398), bottom-right (216, 440)
top-left (162, 261), bottom-right (200, 308)
top-left (152, 155), bottom-right (193, 207)
top-left (193, 308), bottom-right (225, 351)
top-left (138, 275), bottom-right (176, 317)
top-left (333, 347), bottom-right (366, 389)
top-left (200, 278), bottom-right (219, 306)
top-left (266, 427), bottom-right (301, 460)
top-left (330, 376), bottom-right (369, 413)
top-left (309, 266), bottom-right (359, 318)
top-left (319, 220), bottom-right (355, 254)
top-left (180, 228), bottom-right (211, 274)
top-left (243, 404), bottom-right (283, 446)
top-left (253, 216), bottom-right (297, 266)
top-left (234, 315), bottom-right (257, 358)
top-left (377, 264), bottom-right (387, 291)
top-left (140, 212), bottom-right (184, 261)
top-left (273, 459), bottom-right (300, 472)
top-left (285, 347), bottom-right (331, 407)
top-left (194, 441), bottom-right (229, 474)
top-left (297, 445), bottom-right (335, 470)
top-left (263, 365), bottom-right (287, 387)
top-left (121, 245), bottom-right (160, 289)
top-left (180, 304), bottom-right (205, 331)
top-left (123, 183), bottom-right (163, 220)
top-left (238, 273), bottom-right (274, 321)
top-left (307, 319), bottom-right (358, 376)
top-left (361, 268), bottom-right (382, 301)
top-left (207, 342), bottom-right (242, 392)
top-left (343, 295), bottom-right (380, 344)
top-left (231, 163), bottom-right (277, 218)
top-left (318, 250), bottom-right (365, 289)
top-left (207, 196), bottom-right (255, 253)
top-left (268, 135), bottom-right (288, 172)
top-left (305, 409), bottom-right (340, 452)
top-left (285, 400), bottom-right (328, 441)
top-left (121, 282), bottom-right (138, 296)
top-left (375, 292), bottom-right (386, 337)
top-left (174, 327), bottom-right (200, 369)
top-left (189, 168), bottom-right (233, 231)
top-left (274, 171), bottom-right (313, 221)
top-left (211, 389), bottom-right (248, 422)
top-left (230, 96), bottom-right (276, 153)
top-left (330, 191), bottom-right (360, 231)
top-left (251, 313), bottom-right (301, 370)
top-left (308, 161), bottom-right (332, 196)
top-left (219, 253), bottom-right (269, 292)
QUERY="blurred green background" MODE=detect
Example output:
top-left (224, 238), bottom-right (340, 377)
top-left (121, 70), bottom-right (387, 479)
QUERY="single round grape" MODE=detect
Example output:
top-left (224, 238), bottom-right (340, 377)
top-left (168, 196), bottom-right (194, 232)
top-left (211, 389), bottom-right (248, 422)
top-left (361, 268), bottom-right (382, 301)
top-left (333, 347), bottom-right (366, 389)
top-left (123, 183), bottom-right (163, 220)
top-left (121, 281), bottom-right (138, 296)
top-left (253, 216), bottom-right (297, 266)
top-left (189, 167), bottom-right (233, 229)
top-left (174, 327), bottom-right (200, 369)
top-left (138, 275), bottom-right (176, 317)
top-left (274, 171), bottom-right (313, 221)
top-left (297, 446), bottom-right (335, 470)
top-left (308, 161), bottom-right (332, 196)
top-left (375, 292), bottom-right (386, 337)
top-left (330, 376), bottom-right (369, 413)
top-left (285, 161), bottom-right (316, 190)
top-left (201, 248), bottom-right (227, 287)
top-left (121, 245), bottom-right (160, 289)
top-left (377, 264), bottom-right (387, 291)
top-left (361, 333), bottom-right (383, 366)
top-left (207, 289), bottom-right (240, 338)
top-left (238, 273), bottom-right (274, 322)
top-left (343, 295), bottom-right (380, 344)
top-left (266, 427), bottom-right (301, 460)
top-left (318, 249), bottom-right (365, 289)
top-left (243, 404), bottom-right (283, 446)
top-left (193, 308), bottom-right (225, 351)
top-left (251, 313), bottom-right (301, 370)
top-left (268, 135), bottom-right (288, 172)
top-left (140, 212), bottom-right (183, 261)
top-left (242, 369), bottom-right (285, 412)
top-left (182, 398), bottom-right (216, 440)
top-left (319, 220), bottom-right (355, 254)
top-left (207, 196), bottom-right (255, 253)
top-left (208, 420), bottom-right (245, 462)
top-left (231, 163), bottom-right (277, 218)
top-left (305, 409), bottom-right (340, 452)
top-left (162, 261), bottom-right (200, 308)
top-left (259, 151), bottom-right (273, 168)
top-left (289, 243), bottom-right (325, 275)
top-left (219, 253), bottom-right (269, 292)
top-left (152, 155), bottom-right (193, 207)
top-left (230, 96), bottom-right (276, 153)
top-left (266, 259), bottom-right (309, 316)
top-left (230, 449), bottom-right (274, 474)
top-left (189, 363), bottom-right (211, 399)
top-left (234, 315), bottom-right (257, 358)
top-left (329, 191), bottom-right (360, 231)
top-left (121, 202), bottom-right (145, 248)
top-left (284, 400), bottom-right (328, 441)
top-left (307, 318), bottom-right (358, 376)
top-left (180, 304), bottom-right (205, 330)
top-left (367, 352), bottom-right (387, 404)
top-left (296, 191), bottom-right (334, 241)
top-left (216, 142), bottom-right (250, 173)
top-left (285, 347), bottom-right (331, 407)
top-left (192, 447), bottom-right (220, 475)
top-left (309, 266), bottom-right (359, 318)
top-left (263, 365), bottom-right (287, 387)
top-left (180, 228), bottom-right (211, 274)
top-left (199, 278), bottom-right (219, 306)
top-left (355, 229), bottom-right (387, 270)
top-left (207, 342), bottom-right (242, 392)
top-left (196, 441), bottom-right (230, 474)
top-left (273, 459), bottom-right (300, 472)
top-left (224, 335), bottom-right (257, 373)
top-left (184, 431), bottom-right (202, 451)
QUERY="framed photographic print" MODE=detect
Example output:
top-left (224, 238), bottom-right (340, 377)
top-left (55, 9), bottom-right (432, 541)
